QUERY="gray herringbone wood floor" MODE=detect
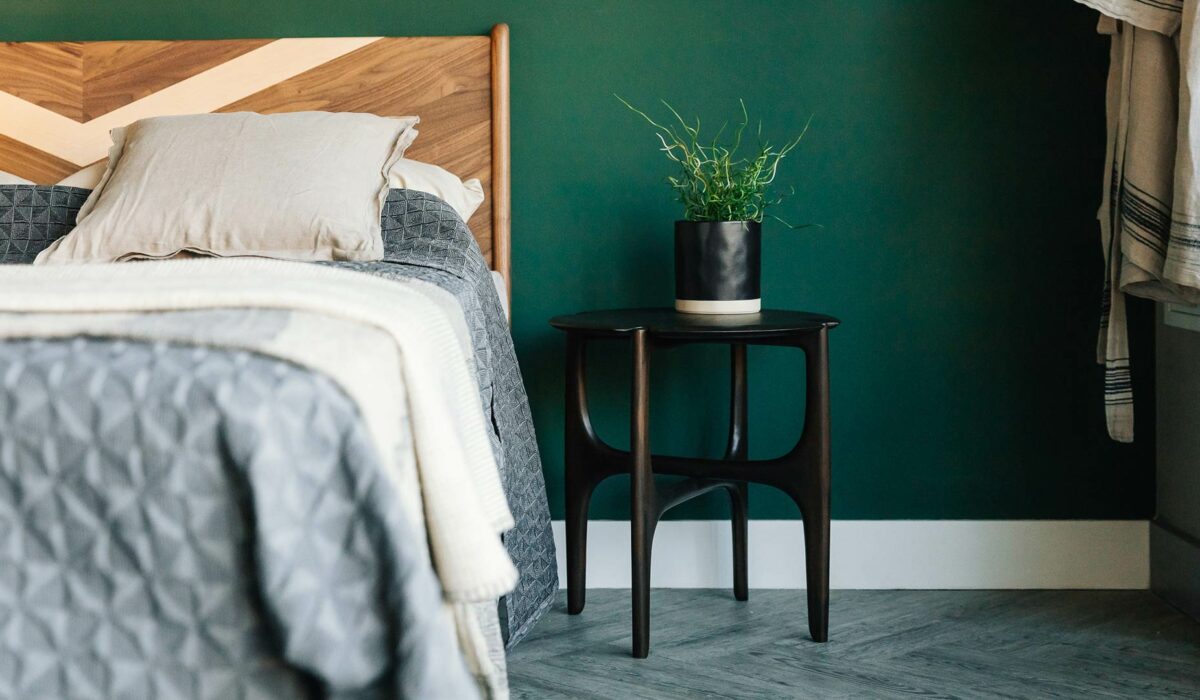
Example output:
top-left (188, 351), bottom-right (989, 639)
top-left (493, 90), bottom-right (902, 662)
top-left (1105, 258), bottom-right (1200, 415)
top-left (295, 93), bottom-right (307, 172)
top-left (507, 590), bottom-right (1200, 699)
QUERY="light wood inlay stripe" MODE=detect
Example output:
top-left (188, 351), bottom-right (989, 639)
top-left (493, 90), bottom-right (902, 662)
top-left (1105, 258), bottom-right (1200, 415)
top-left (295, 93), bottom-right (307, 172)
top-left (83, 40), bottom-right (272, 121)
top-left (0, 38), bottom-right (381, 166)
top-left (0, 30), bottom-right (511, 279)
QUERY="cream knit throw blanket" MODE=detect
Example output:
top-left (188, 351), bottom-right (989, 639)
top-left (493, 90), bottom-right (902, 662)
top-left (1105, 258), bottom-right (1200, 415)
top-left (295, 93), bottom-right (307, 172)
top-left (0, 259), bottom-right (518, 602)
top-left (1077, 0), bottom-right (1200, 441)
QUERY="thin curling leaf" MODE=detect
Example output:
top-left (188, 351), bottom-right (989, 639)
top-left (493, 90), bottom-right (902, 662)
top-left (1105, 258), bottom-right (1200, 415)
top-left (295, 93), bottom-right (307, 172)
top-left (617, 95), bottom-right (816, 227)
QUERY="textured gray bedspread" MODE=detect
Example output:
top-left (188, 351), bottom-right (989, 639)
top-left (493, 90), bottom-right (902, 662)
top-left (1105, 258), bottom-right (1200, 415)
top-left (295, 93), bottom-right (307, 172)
top-left (0, 186), bottom-right (558, 697)
top-left (0, 338), bottom-right (477, 699)
top-left (342, 190), bottom-right (557, 648)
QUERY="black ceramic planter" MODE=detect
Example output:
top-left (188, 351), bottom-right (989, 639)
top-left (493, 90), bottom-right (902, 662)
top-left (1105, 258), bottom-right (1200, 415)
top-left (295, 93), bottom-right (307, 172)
top-left (674, 220), bottom-right (762, 314)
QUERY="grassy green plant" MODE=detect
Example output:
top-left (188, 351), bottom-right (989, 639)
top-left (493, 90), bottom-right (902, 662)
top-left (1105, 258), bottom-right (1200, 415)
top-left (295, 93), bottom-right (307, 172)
top-left (617, 95), bottom-right (812, 226)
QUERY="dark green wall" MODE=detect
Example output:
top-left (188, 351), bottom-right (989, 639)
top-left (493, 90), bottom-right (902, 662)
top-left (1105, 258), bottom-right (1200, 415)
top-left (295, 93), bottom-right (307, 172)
top-left (7, 0), bottom-right (1155, 520)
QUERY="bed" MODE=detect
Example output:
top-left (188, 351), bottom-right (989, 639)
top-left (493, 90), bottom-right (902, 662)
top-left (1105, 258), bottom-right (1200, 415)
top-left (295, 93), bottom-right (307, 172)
top-left (0, 27), bottom-right (555, 699)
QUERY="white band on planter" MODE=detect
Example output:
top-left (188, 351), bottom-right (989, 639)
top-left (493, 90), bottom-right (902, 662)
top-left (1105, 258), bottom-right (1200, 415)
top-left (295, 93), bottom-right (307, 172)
top-left (675, 298), bottom-right (762, 314)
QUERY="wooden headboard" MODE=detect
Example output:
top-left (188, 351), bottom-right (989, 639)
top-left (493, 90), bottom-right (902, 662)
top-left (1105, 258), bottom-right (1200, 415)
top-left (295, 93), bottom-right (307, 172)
top-left (0, 26), bottom-right (512, 293)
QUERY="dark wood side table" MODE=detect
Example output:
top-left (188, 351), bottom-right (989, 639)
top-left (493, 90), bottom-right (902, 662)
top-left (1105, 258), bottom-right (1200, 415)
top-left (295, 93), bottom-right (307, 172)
top-left (549, 308), bottom-right (840, 658)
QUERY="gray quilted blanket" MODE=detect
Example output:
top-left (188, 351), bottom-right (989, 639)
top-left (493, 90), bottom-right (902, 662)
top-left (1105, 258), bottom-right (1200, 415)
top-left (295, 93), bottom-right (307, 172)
top-left (344, 190), bottom-right (557, 648)
top-left (0, 186), bottom-right (557, 697)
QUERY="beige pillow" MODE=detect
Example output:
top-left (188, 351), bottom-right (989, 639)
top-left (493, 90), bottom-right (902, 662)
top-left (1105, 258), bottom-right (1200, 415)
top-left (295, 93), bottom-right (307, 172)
top-left (58, 158), bottom-right (482, 221)
top-left (390, 158), bottom-right (485, 222)
top-left (36, 111), bottom-right (419, 265)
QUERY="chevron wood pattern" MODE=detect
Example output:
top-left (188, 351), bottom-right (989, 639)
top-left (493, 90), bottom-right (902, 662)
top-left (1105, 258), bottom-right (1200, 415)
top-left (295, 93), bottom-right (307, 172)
top-left (509, 590), bottom-right (1200, 699)
top-left (0, 29), bottom-right (511, 281)
top-left (0, 42), bottom-right (83, 121)
top-left (83, 40), bottom-right (273, 121)
top-left (0, 133), bottom-right (75, 183)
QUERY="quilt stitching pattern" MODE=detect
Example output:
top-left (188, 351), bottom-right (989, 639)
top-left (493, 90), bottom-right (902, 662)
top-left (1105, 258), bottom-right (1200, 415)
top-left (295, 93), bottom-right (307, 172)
top-left (0, 186), bottom-right (89, 263)
top-left (339, 190), bottom-right (558, 648)
top-left (0, 339), bottom-right (476, 698)
top-left (0, 186), bottom-right (557, 653)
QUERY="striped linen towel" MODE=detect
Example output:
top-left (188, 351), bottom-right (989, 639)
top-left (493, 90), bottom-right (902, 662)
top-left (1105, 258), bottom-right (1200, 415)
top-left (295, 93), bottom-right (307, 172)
top-left (1077, 0), bottom-right (1200, 441)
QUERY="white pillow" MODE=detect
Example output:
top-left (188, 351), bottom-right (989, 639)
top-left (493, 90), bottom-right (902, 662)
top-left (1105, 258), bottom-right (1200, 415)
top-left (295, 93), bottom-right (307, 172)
top-left (389, 158), bottom-right (485, 222)
top-left (57, 157), bottom-right (484, 222)
top-left (36, 111), bottom-right (419, 265)
top-left (56, 161), bottom-right (106, 189)
top-left (0, 170), bottom-right (34, 186)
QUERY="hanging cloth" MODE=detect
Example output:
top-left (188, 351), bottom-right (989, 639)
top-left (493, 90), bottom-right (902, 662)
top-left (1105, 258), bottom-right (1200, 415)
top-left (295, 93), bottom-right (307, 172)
top-left (1076, 0), bottom-right (1200, 441)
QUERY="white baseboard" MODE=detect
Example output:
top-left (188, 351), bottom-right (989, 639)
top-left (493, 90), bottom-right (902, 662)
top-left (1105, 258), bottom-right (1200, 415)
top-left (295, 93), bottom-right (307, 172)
top-left (551, 520), bottom-right (1149, 590)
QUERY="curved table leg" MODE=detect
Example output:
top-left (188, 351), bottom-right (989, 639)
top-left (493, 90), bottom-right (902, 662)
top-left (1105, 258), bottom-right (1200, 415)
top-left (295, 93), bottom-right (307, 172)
top-left (797, 328), bottom-right (831, 642)
top-left (728, 481), bottom-right (750, 601)
top-left (565, 334), bottom-right (593, 615)
top-left (725, 343), bottom-right (750, 601)
top-left (630, 329), bottom-right (655, 658)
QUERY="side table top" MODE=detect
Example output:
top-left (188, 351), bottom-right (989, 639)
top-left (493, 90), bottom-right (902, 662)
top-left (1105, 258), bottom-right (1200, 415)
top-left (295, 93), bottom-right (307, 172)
top-left (549, 308), bottom-right (839, 339)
